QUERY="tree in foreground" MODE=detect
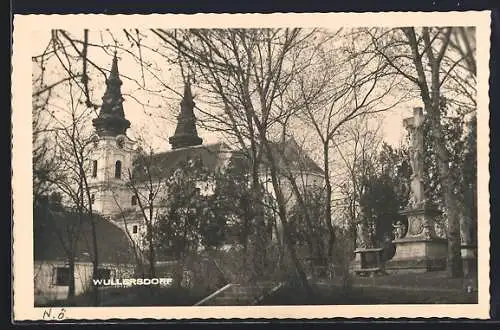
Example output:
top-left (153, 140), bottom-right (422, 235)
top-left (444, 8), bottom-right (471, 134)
top-left (155, 156), bottom-right (226, 287)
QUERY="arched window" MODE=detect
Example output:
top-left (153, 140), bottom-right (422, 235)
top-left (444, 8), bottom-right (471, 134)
top-left (91, 160), bottom-right (98, 178)
top-left (131, 195), bottom-right (137, 206)
top-left (115, 160), bottom-right (122, 179)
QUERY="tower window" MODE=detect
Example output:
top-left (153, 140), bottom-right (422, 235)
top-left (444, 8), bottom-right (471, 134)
top-left (131, 195), bottom-right (137, 206)
top-left (115, 160), bottom-right (122, 179)
top-left (92, 160), bottom-right (98, 178)
top-left (132, 225), bottom-right (138, 234)
top-left (90, 193), bottom-right (95, 204)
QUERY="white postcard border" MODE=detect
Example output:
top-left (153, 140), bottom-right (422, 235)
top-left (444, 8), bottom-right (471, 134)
top-left (12, 11), bottom-right (491, 320)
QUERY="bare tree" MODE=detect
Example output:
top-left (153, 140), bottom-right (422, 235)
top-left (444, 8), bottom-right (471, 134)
top-left (32, 65), bottom-right (64, 204)
top-left (40, 80), bottom-right (102, 305)
top-left (333, 118), bottom-right (384, 249)
top-left (151, 28), bottom-right (319, 294)
top-left (122, 145), bottom-right (172, 278)
top-left (111, 194), bottom-right (147, 278)
top-left (290, 30), bottom-right (405, 260)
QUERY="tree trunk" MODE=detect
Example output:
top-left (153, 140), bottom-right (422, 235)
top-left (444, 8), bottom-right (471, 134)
top-left (260, 141), bottom-right (313, 296)
top-left (281, 220), bottom-right (314, 296)
top-left (458, 204), bottom-right (472, 245)
top-left (91, 262), bottom-right (100, 306)
top-left (173, 250), bottom-right (184, 288)
top-left (441, 181), bottom-right (463, 278)
top-left (282, 172), bottom-right (321, 261)
top-left (427, 104), bottom-right (463, 277)
top-left (84, 208), bottom-right (100, 306)
top-left (429, 59), bottom-right (463, 277)
top-left (148, 200), bottom-right (156, 278)
top-left (87, 211), bottom-right (99, 306)
top-left (67, 254), bottom-right (76, 304)
top-left (350, 222), bottom-right (357, 250)
top-left (251, 162), bottom-right (267, 279)
top-left (147, 224), bottom-right (156, 278)
top-left (323, 143), bottom-right (336, 260)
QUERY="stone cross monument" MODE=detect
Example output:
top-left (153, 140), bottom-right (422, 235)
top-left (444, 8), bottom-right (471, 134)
top-left (385, 107), bottom-right (448, 274)
top-left (403, 107), bottom-right (426, 208)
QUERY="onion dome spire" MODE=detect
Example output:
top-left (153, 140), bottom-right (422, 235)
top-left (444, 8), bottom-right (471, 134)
top-left (168, 77), bottom-right (203, 149)
top-left (92, 52), bottom-right (130, 137)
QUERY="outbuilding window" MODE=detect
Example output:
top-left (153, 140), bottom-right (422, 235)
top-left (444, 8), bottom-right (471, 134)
top-left (53, 267), bottom-right (71, 286)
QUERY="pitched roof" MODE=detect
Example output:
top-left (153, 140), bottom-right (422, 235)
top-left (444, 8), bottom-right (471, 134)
top-left (265, 138), bottom-right (324, 175)
top-left (34, 204), bottom-right (134, 264)
top-left (131, 142), bottom-right (231, 182)
top-left (130, 139), bottom-right (322, 183)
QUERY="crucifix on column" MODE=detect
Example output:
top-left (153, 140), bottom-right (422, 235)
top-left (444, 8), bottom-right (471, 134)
top-left (403, 107), bottom-right (426, 208)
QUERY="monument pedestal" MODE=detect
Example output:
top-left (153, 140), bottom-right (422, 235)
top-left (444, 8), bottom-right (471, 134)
top-left (461, 244), bottom-right (477, 277)
top-left (386, 207), bottom-right (448, 274)
top-left (352, 248), bottom-right (386, 277)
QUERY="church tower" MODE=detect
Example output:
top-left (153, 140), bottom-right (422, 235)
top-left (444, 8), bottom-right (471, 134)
top-left (92, 53), bottom-right (131, 137)
top-left (88, 53), bottom-right (136, 217)
top-left (168, 79), bottom-right (203, 149)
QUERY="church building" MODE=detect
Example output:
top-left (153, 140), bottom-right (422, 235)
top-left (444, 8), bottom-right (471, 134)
top-left (86, 53), bottom-right (324, 257)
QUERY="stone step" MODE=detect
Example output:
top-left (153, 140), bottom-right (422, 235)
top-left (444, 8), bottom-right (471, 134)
top-left (229, 287), bottom-right (254, 294)
top-left (196, 281), bottom-right (281, 306)
top-left (218, 291), bottom-right (244, 298)
top-left (212, 296), bottom-right (251, 305)
top-left (211, 299), bottom-right (235, 306)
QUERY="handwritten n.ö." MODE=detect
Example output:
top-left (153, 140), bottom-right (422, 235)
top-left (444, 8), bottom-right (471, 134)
top-left (42, 308), bottom-right (66, 320)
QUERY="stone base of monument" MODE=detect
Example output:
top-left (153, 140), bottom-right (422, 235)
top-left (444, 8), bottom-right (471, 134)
top-left (386, 206), bottom-right (448, 274)
top-left (351, 248), bottom-right (387, 277)
top-left (386, 237), bottom-right (448, 274)
top-left (461, 244), bottom-right (477, 277)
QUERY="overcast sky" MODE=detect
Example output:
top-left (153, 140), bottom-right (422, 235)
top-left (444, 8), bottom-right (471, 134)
top-left (32, 29), bottom-right (415, 154)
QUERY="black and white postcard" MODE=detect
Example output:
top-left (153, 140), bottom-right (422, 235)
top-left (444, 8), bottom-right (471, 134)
top-left (12, 11), bottom-right (491, 320)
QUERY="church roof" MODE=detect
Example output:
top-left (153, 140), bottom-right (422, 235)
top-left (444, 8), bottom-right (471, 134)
top-left (34, 203), bottom-right (133, 264)
top-left (131, 142), bottom-right (231, 182)
top-left (131, 139), bottom-right (323, 183)
top-left (264, 139), bottom-right (324, 176)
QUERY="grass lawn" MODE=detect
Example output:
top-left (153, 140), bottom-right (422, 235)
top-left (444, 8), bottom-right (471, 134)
top-left (260, 271), bottom-right (478, 305)
top-left (259, 285), bottom-right (477, 305)
top-left (351, 271), bottom-right (477, 291)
